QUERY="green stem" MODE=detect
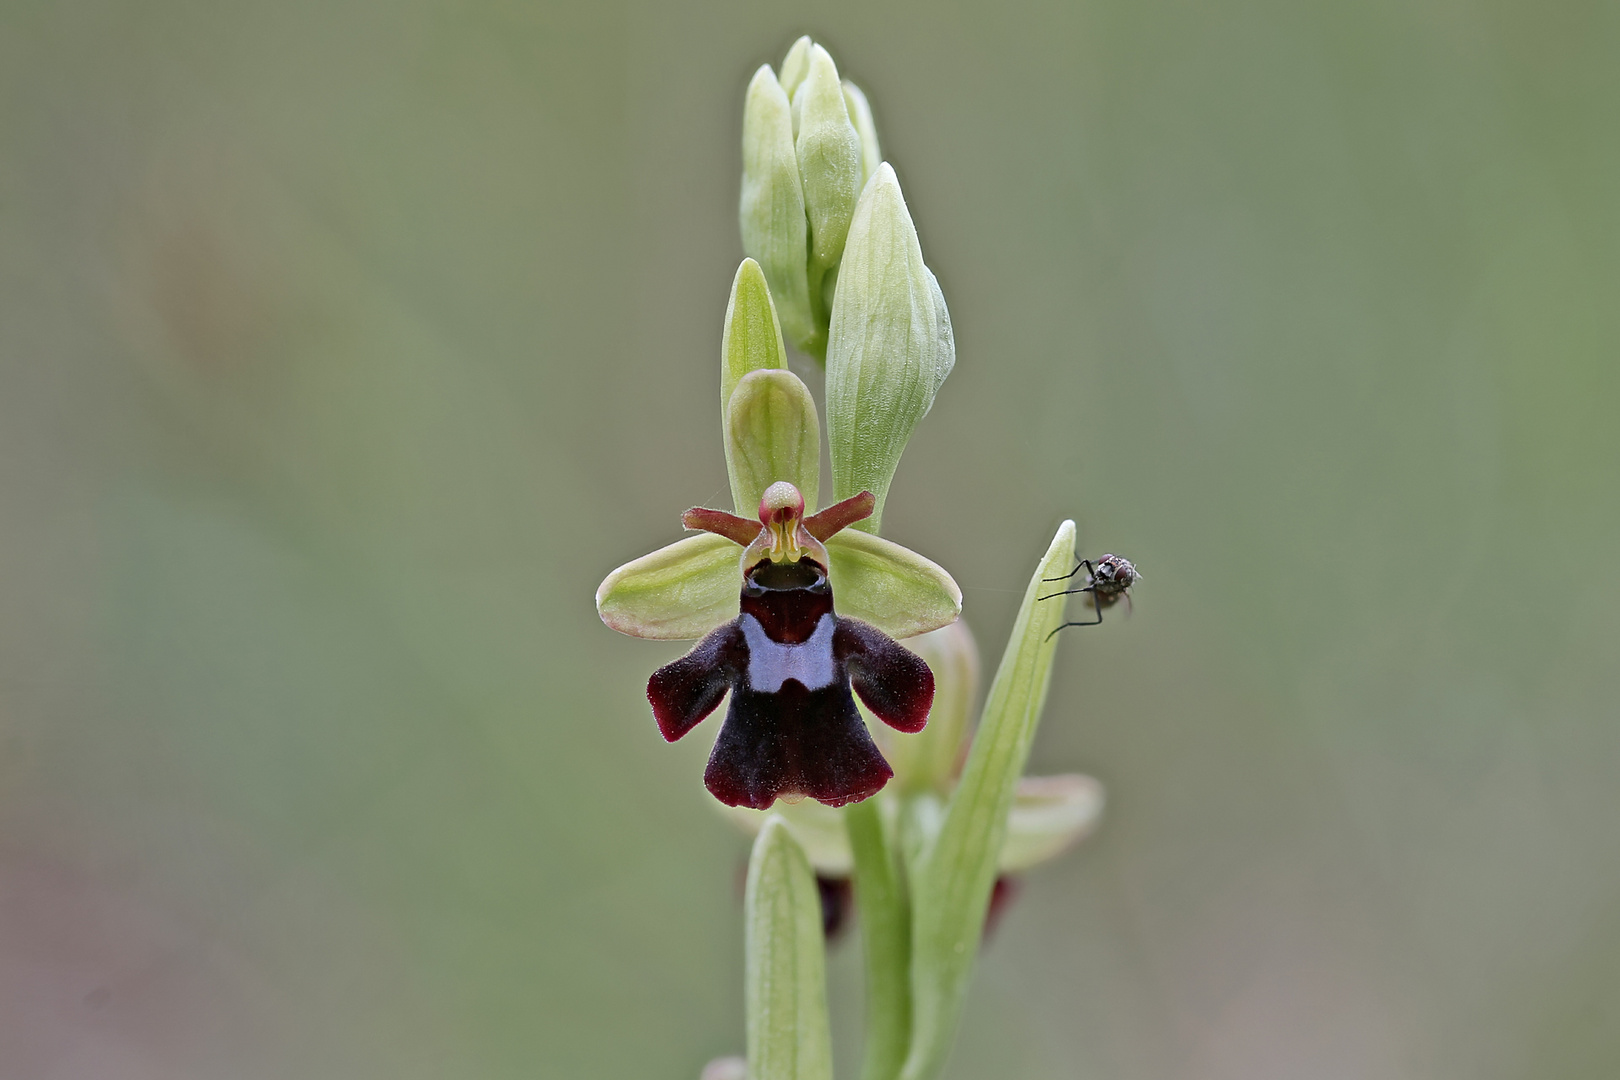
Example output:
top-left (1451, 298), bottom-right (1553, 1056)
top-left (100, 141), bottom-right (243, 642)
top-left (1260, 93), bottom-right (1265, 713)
top-left (845, 797), bottom-right (910, 1080)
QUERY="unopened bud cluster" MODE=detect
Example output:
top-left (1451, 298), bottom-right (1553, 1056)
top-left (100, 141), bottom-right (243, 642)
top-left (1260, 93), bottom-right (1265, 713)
top-left (740, 36), bottom-right (882, 359)
top-left (742, 36), bottom-right (955, 533)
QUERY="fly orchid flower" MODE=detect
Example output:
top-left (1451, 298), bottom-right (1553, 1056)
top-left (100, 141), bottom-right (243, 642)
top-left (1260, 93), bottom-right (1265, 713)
top-left (649, 480), bottom-right (934, 809)
top-left (596, 250), bottom-right (961, 810)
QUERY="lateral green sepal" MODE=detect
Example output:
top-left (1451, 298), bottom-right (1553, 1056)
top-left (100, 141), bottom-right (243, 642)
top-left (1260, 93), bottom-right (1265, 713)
top-left (595, 534), bottom-right (738, 640)
top-left (825, 529), bottom-right (961, 640)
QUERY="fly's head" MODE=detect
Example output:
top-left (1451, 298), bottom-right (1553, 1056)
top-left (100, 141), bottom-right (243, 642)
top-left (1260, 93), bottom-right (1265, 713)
top-left (1088, 554), bottom-right (1141, 608)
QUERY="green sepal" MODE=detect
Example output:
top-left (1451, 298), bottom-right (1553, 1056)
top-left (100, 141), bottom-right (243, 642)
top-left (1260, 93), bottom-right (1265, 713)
top-left (842, 80), bottom-right (882, 188)
top-left (726, 368), bottom-right (820, 519)
top-left (826, 164), bottom-right (956, 532)
top-left (740, 64), bottom-right (815, 354)
top-left (595, 533), bottom-right (738, 640)
top-left (795, 45), bottom-right (862, 281)
top-left (598, 528), bottom-right (958, 642)
top-left (746, 816), bottom-right (834, 1080)
top-left (998, 774), bottom-right (1105, 873)
top-left (901, 520), bottom-right (1075, 1080)
top-left (720, 771), bottom-right (1100, 877)
top-left (825, 529), bottom-right (961, 640)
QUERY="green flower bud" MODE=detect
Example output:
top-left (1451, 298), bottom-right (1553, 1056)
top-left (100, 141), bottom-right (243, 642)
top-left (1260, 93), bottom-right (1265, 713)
top-left (777, 35), bottom-right (813, 102)
top-left (739, 40), bottom-right (886, 362)
top-left (841, 80), bottom-right (882, 188)
top-left (826, 164), bottom-right (955, 532)
top-left (740, 65), bottom-right (815, 353)
top-left (794, 46), bottom-right (862, 281)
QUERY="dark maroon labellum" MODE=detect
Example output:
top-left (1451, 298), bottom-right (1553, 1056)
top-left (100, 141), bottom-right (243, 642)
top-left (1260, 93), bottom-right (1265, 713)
top-left (647, 556), bottom-right (934, 810)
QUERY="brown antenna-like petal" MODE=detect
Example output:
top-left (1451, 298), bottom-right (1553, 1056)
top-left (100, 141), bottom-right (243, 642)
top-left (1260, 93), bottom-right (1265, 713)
top-left (804, 490), bottom-right (875, 541)
top-left (683, 506), bottom-right (761, 546)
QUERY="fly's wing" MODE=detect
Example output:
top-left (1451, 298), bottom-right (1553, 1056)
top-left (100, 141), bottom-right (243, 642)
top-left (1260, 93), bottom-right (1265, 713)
top-left (833, 617), bottom-right (934, 733)
top-left (647, 620), bottom-right (745, 742)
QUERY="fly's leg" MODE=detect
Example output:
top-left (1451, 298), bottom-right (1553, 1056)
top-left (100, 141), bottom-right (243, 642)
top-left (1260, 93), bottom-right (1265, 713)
top-left (1042, 558), bottom-right (1095, 585)
top-left (1045, 596), bottom-right (1104, 640)
top-left (1039, 559), bottom-right (1104, 640)
top-left (1037, 559), bottom-right (1096, 603)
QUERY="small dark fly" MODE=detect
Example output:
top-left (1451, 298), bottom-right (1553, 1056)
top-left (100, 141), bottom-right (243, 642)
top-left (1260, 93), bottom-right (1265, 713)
top-left (1039, 553), bottom-right (1141, 639)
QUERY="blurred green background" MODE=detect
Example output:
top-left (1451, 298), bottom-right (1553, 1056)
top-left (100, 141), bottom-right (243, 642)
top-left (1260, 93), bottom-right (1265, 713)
top-left (3, 0), bottom-right (1618, 1077)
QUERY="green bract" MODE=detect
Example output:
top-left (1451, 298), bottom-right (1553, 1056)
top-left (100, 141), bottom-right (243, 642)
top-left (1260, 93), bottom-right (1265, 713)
top-left (826, 164), bottom-right (955, 533)
top-left (902, 520), bottom-right (1076, 1080)
top-left (746, 818), bottom-right (833, 1080)
top-left (740, 37), bottom-right (881, 361)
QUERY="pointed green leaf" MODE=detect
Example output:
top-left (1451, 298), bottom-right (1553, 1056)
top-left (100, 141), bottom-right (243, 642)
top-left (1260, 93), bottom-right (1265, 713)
top-left (747, 817), bottom-right (834, 1080)
top-left (845, 798), bottom-right (910, 1080)
top-left (901, 521), bottom-right (1075, 1080)
top-left (795, 45), bottom-right (862, 279)
top-left (595, 533), bottom-right (739, 640)
top-left (826, 165), bottom-right (956, 532)
top-left (741, 65), bottom-right (815, 353)
top-left (876, 620), bottom-right (980, 796)
top-left (824, 529), bottom-right (961, 640)
top-left (998, 774), bottom-right (1105, 873)
top-left (726, 368), bottom-right (820, 518)
top-left (842, 80), bottom-right (882, 188)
